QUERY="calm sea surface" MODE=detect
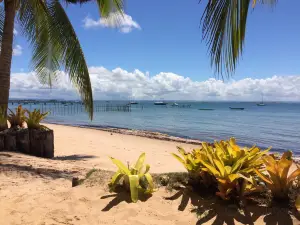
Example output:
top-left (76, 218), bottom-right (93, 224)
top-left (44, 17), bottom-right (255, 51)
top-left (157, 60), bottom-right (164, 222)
top-left (10, 101), bottom-right (300, 155)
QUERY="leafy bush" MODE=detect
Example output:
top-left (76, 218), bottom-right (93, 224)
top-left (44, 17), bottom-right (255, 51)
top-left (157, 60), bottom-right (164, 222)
top-left (172, 147), bottom-right (214, 187)
top-left (0, 105), bottom-right (7, 130)
top-left (296, 195), bottom-right (300, 212)
top-left (25, 109), bottom-right (49, 130)
top-left (173, 138), bottom-right (270, 200)
top-left (109, 152), bottom-right (154, 203)
top-left (8, 105), bottom-right (26, 128)
top-left (199, 138), bottom-right (270, 200)
top-left (254, 151), bottom-right (300, 200)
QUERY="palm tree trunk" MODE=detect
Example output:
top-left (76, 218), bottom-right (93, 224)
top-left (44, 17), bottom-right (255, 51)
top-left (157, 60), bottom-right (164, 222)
top-left (0, 0), bottom-right (16, 130)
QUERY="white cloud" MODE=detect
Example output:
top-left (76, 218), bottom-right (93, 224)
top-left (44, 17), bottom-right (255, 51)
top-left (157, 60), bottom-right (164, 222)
top-left (12, 45), bottom-right (22, 56)
top-left (83, 12), bottom-right (141, 33)
top-left (13, 29), bottom-right (18, 35)
top-left (9, 67), bottom-right (300, 101)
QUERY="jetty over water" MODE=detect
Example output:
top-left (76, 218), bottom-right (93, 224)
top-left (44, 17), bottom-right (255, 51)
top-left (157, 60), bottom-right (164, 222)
top-left (8, 100), bottom-right (132, 114)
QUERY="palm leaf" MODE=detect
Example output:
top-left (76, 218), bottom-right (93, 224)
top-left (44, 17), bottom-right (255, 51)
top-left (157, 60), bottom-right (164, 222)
top-left (64, 0), bottom-right (124, 17)
top-left (0, 6), bottom-right (4, 46)
top-left (199, 0), bottom-right (277, 78)
top-left (18, 0), bottom-right (93, 119)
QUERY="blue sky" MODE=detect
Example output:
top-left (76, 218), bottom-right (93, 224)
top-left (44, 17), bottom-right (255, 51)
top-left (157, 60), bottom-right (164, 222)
top-left (10, 0), bottom-right (300, 100)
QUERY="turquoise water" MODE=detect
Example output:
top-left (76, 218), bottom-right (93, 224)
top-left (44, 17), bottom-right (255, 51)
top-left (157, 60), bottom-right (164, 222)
top-left (10, 101), bottom-right (300, 155)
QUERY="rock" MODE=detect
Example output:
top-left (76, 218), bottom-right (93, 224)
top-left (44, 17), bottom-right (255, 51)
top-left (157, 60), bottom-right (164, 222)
top-left (72, 177), bottom-right (80, 187)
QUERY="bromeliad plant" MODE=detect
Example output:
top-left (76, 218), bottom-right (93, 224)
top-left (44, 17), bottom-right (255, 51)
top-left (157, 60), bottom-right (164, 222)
top-left (109, 153), bottom-right (155, 203)
top-left (0, 105), bottom-right (7, 131)
top-left (25, 109), bottom-right (49, 130)
top-left (254, 151), bottom-right (300, 200)
top-left (8, 105), bottom-right (26, 128)
top-left (197, 138), bottom-right (271, 200)
top-left (172, 147), bottom-right (214, 187)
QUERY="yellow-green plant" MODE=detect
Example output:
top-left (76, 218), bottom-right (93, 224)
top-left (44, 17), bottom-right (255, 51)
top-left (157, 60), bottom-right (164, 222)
top-left (172, 147), bottom-right (202, 174)
top-left (0, 105), bottom-right (7, 131)
top-left (109, 153), bottom-right (154, 203)
top-left (198, 138), bottom-right (270, 200)
top-left (8, 105), bottom-right (26, 128)
top-left (254, 151), bottom-right (300, 200)
top-left (25, 109), bottom-right (49, 130)
top-left (296, 195), bottom-right (300, 212)
top-left (172, 147), bottom-right (213, 187)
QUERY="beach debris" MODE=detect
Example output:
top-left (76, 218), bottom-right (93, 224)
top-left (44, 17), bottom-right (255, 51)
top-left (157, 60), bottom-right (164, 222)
top-left (72, 177), bottom-right (80, 187)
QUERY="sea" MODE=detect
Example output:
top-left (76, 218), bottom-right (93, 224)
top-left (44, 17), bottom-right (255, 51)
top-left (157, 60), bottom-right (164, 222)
top-left (10, 101), bottom-right (300, 155)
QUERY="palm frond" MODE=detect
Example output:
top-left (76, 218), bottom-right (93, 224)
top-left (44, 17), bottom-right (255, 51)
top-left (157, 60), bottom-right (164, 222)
top-left (0, 6), bottom-right (4, 46)
top-left (96, 0), bottom-right (124, 17)
top-left (252, 0), bottom-right (278, 8)
top-left (18, 0), bottom-right (93, 119)
top-left (64, 0), bottom-right (124, 17)
top-left (200, 0), bottom-right (277, 78)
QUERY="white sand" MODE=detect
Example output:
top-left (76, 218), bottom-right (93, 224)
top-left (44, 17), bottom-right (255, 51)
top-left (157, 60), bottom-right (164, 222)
top-left (0, 124), bottom-right (299, 225)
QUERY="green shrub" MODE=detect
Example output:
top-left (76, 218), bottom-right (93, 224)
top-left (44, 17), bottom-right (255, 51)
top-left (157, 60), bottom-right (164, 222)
top-left (109, 152), bottom-right (155, 203)
top-left (25, 109), bottom-right (49, 130)
top-left (8, 105), bottom-right (26, 128)
top-left (254, 151), bottom-right (300, 200)
top-left (173, 138), bottom-right (270, 200)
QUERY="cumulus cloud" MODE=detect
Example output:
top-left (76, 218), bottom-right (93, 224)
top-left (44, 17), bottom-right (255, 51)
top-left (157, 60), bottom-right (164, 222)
top-left (83, 12), bottom-right (141, 33)
top-left (13, 45), bottom-right (22, 56)
top-left (9, 67), bottom-right (300, 101)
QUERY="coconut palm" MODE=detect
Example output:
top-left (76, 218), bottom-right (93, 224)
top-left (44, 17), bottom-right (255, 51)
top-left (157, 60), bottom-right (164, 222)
top-left (0, 0), bottom-right (123, 130)
top-left (200, 0), bottom-right (277, 78)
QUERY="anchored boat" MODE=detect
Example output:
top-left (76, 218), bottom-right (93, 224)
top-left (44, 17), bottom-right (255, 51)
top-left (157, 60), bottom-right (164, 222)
top-left (154, 101), bottom-right (167, 105)
top-left (229, 107), bottom-right (245, 110)
top-left (257, 94), bottom-right (266, 106)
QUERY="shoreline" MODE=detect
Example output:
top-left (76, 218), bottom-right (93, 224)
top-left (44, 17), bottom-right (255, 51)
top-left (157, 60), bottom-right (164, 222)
top-left (43, 122), bottom-right (204, 145)
top-left (43, 121), bottom-right (300, 157)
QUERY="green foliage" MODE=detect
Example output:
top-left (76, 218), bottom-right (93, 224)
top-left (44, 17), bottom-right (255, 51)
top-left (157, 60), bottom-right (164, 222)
top-left (109, 153), bottom-right (154, 203)
top-left (200, 0), bottom-right (277, 77)
top-left (172, 147), bottom-right (214, 187)
top-left (172, 138), bottom-right (270, 200)
top-left (254, 151), bottom-right (300, 200)
top-left (25, 109), bottom-right (49, 130)
top-left (296, 195), bottom-right (300, 212)
top-left (198, 138), bottom-right (270, 200)
top-left (0, 105), bottom-right (7, 130)
top-left (8, 105), bottom-right (26, 128)
top-left (0, 1), bottom-right (124, 120)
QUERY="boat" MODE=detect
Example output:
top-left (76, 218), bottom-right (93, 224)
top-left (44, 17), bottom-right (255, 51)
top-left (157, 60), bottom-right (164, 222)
top-left (130, 101), bottom-right (138, 105)
top-left (154, 101), bottom-right (167, 105)
top-left (229, 107), bottom-right (245, 110)
top-left (198, 108), bottom-right (214, 111)
top-left (257, 94), bottom-right (266, 106)
top-left (171, 103), bottom-right (179, 106)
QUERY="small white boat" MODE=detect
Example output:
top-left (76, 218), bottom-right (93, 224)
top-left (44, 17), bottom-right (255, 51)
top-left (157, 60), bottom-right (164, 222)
top-left (171, 103), bottom-right (179, 106)
top-left (257, 94), bottom-right (266, 106)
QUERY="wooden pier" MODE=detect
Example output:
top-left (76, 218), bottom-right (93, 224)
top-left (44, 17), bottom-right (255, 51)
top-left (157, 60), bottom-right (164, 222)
top-left (8, 100), bottom-right (132, 115)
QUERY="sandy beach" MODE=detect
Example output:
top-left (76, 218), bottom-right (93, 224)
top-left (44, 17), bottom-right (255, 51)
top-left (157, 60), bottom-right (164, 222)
top-left (0, 123), bottom-right (299, 225)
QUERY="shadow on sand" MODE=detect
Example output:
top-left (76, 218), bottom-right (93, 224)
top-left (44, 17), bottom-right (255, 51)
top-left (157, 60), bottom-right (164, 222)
top-left (101, 186), bottom-right (152, 211)
top-left (53, 154), bottom-right (98, 161)
top-left (0, 163), bottom-right (77, 179)
top-left (165, 187), bottom-right (300, 225)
